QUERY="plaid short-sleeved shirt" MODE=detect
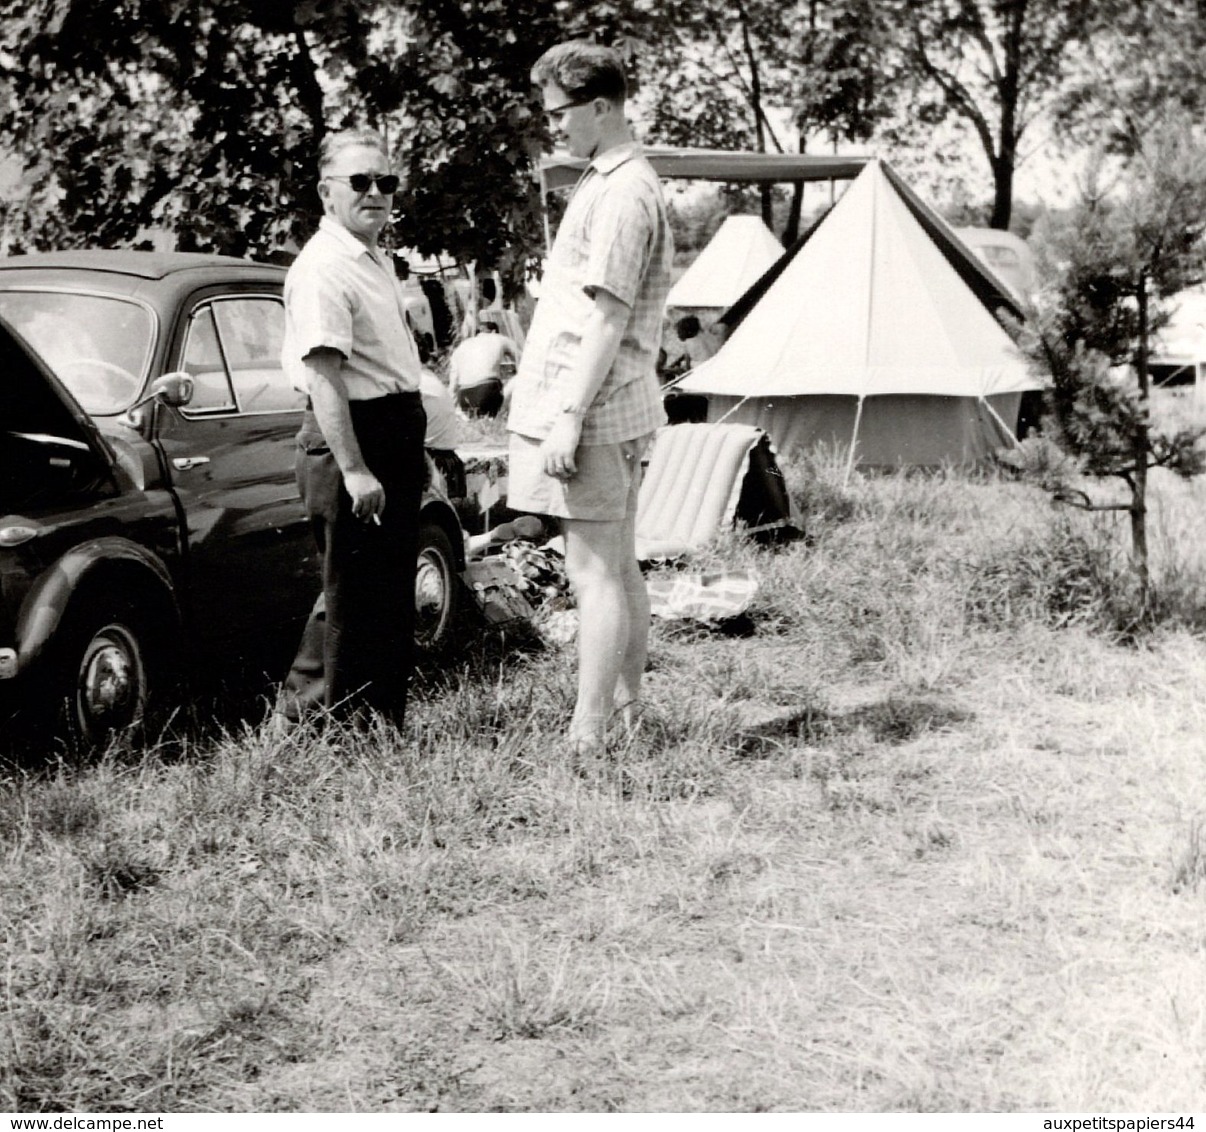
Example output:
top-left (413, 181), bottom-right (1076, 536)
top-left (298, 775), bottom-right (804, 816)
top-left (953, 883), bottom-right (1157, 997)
top-left (508, 143), bottom-right (673, 445)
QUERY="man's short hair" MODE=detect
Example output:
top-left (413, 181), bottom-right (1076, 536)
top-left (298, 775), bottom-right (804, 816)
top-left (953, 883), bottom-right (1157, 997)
top-left (531, 41), bottom-right (627, 104)
top-left (319, 128), bottom-right (389, 177)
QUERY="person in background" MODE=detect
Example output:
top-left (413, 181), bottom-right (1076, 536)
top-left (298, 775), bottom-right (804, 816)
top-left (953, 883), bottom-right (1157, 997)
top-left (447, 313), bottom-right (519, 418)
top-left (477, 275), bottom-right (527, 349)
top-left (276, 127), bottom-right (426, 728)
top-left (506, 40), bottom-right (673, 755)
top-left (419, 366), bottom-right (465, 501)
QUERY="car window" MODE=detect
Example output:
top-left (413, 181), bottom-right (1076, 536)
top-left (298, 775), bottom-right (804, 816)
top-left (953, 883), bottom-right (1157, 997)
top-left (0, 291), bottom-right (151, 416)
top-left (982, 245), bottom-right (1021, 269)
top-left (211, 297), bottom-right (303, 414)
top-left (181, 306), bottom-right (236, 413)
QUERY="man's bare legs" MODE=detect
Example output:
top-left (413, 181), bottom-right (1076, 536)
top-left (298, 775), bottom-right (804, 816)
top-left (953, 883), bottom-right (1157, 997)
top-left (562, 500), bottom-right (647, 751)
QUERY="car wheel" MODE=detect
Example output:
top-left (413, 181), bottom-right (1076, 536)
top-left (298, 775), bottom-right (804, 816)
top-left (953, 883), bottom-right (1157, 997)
top-left (56, 604), bottom-right (157, 748)
top-left (414, 519), bottom-right (463, 653)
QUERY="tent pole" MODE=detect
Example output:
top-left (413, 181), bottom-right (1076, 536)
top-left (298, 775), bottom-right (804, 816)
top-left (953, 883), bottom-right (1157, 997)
top-left (713, 393), bottom-right (752, 425)
top-left (981, 395), bottom-right (1022, 446)
top-left (843, 164), bottom-right (875, 489)
top-left (844, 397), bottom-right (864, 487)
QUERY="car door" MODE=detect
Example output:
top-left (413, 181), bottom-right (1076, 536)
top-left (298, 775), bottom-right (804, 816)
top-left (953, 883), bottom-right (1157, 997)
top-left (152, 292), bottom-right (318, 651)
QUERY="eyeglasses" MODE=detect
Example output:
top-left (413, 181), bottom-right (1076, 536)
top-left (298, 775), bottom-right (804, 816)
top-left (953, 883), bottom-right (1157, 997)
top-left (545, 97), bottom-right (594, 121)
top-left (326, 173), bottom-right (400, 195)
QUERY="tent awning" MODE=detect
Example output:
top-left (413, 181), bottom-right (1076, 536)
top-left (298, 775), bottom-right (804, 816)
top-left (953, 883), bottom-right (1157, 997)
top-left (540, 148), bottom-right (872, 192)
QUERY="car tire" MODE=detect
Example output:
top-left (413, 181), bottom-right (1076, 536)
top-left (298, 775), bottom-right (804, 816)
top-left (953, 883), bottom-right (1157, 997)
top-left (53, 599), bottom-right (162, 749)
top-left (414, 519), bottom-right (464, 654)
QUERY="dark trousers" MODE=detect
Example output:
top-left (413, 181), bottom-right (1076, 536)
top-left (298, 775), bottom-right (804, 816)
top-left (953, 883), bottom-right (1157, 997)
top-left (282, 392), bottom-right (427, 725)
top-left (455, 379), bottom-right (504, 418)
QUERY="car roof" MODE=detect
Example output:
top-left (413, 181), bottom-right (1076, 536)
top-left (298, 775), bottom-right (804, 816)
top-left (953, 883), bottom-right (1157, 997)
top-left (955, 227), bottom-right (1033, 255)
top-left (0, 249), bottom-right (285, 280)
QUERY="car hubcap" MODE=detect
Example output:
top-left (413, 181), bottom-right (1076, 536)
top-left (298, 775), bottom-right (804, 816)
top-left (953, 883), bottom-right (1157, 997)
top-left (78, 624), bottom-right (144, 733)
top-left (415, 550), bottom-right (449, 642)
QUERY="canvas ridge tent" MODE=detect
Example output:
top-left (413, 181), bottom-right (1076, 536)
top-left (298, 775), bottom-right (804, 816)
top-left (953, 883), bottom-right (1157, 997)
top-left (666, 215), bottom-right (783, 311)
top-left (676, 159), bottom-right (1040, 470)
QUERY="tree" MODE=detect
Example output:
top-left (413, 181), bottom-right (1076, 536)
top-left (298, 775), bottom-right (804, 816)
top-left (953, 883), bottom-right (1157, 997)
top-left (793, 0), bottom-right (890, 147)
top-left (1056, 0), bottom-right (1206, 156)
top-left (0, 0), bottom-right (376, 255)
top-left (783, 0), bottom-right (892, 242)
top-left (378, 0), bottom-right (685, 285)
top-left (879, 0), bottom-right (1102, 230)
top-left (0, 0), bottom-right (621, 279)
top-left (0, 1), bottom-right (687, 287)
top-left (635, 0), bottom-right (798, 228)
top-left (1019, 120), bottom-right (1206, 605)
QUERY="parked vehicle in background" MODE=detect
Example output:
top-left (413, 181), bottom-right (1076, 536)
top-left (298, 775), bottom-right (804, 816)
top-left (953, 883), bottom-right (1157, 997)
top-left (1151, 284), bottom-right (1206, 389)
top-left (956, 227), bottom-right (1036, 303)
top-left (0, 251), bottom-right (466, 748)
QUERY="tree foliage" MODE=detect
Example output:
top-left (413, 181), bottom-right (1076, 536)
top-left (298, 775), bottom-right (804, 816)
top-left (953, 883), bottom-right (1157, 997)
top-left (0, 0), bottom-right (639, 276)
top-left (2, 0), bottom-right (1202, 288)
top-left (0, 0), bottom-right (378, 255)
top-left (1056, 0), bottom-right (1206, 155)
top-left (792, 0), bottom-right (893, 146)
top-left (632, 0), bottom-right (889, 239)
top-left (875, 0), bottom-right (1103, 230)
top-left (636, 0), bottom-right (793, 153)
top-left (1020, 120), bottom-right (1206, 596)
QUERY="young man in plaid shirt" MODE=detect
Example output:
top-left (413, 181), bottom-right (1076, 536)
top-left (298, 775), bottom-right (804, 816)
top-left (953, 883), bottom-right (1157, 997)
top-left (507, 41), bottom-right (673, 753)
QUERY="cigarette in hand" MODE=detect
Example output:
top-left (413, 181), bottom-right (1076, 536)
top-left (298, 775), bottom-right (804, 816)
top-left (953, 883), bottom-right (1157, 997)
top-left (371, 514), bottom-right (381, 526)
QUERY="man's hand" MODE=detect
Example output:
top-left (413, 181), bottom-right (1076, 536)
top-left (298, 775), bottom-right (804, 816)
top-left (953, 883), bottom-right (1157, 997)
top-left (541, 414), bottom-right (583, 481)
top-left (537, 287), bottom-right (628, 483)
top-left (303, 349), bottom-right (384, 521)
top-left (345, 469), bottom-right (386, 520)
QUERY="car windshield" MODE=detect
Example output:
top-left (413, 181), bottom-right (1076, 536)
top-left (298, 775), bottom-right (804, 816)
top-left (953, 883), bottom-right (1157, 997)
top-left (0, 290), bottom-right (152, 415)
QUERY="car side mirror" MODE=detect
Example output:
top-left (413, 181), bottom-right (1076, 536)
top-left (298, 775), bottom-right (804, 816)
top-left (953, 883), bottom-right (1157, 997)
top-left (121, 372), bottom-right (195, 426)
top-left (135, 371), bottom-right (195, 410)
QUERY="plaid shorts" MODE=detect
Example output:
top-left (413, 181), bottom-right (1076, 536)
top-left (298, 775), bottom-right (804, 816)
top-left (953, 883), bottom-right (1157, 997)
top-left (507, 432), bottom-right (654, 521)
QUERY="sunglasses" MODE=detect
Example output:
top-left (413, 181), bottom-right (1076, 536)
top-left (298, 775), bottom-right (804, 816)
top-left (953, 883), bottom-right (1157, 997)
top-left (326, 173), bottom-right (400, 194)
top-left (545, 96), bottom-right (594, 120)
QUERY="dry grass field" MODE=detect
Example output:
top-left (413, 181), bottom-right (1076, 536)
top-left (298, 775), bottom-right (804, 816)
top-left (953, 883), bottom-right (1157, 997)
top-left (3, 390), bottom-right (1206, 1112)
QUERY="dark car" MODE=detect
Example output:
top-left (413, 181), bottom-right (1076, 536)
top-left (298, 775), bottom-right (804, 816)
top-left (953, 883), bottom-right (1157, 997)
top-left (0, 251), bottom-right (466, 747)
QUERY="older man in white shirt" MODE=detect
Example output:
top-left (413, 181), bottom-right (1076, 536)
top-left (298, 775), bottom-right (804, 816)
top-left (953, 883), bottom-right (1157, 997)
top-left (279, 127), bottom-right (427, 728)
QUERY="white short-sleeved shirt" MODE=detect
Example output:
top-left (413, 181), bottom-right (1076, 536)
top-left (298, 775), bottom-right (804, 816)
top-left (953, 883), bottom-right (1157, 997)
top-left (282, 216), bottom-right (423, 399)
top-left (508, 143), bottom-right (673, 445)
top-left (448, 332), bottom-right (518, 392)
top-left (419, 368), bottom-right (460, 449)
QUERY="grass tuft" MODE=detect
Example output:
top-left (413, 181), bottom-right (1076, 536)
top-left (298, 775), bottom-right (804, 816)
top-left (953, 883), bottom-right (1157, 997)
top-left (32, 780), bottom-right (104, 839)
top-left (446, 933), bottom-right (607, 1041)
top-left (849, 695), bottom-right (974, 745)
top-left (85, 841), bottom-right (162, 900)
top-left (1171, 817), bottom-right (1206, 895)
